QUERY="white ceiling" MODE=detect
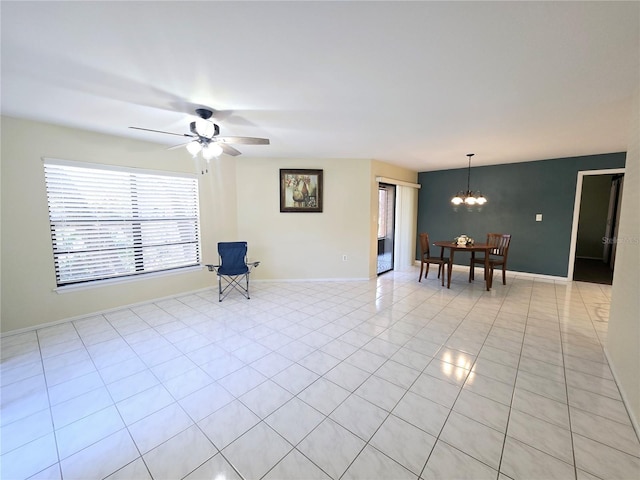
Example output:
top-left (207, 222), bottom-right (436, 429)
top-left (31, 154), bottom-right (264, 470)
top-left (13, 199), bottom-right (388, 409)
top-left (2, 1), bottom-right (638, 171)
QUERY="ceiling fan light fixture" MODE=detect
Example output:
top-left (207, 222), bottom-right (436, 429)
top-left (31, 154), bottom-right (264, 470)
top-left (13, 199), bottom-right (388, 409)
top-left (186, 140), bottom-right (203, 156)
top-left (202, 143), bottom-right (223, 160)
top-left (195, 118), bottom-right (216, 138)
top-left (202, 145), bottom-right (215, 161)
top-left (210, 143), bottom-right (224, 157)
top-left (129, 108), bottom-right (270, 172)
top-left (451, 194), bottom-right (464, 205)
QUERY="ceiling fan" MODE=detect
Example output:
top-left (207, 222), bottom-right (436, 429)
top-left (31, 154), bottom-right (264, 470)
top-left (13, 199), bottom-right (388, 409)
top-left (129, 108), bottom-right (270, 160)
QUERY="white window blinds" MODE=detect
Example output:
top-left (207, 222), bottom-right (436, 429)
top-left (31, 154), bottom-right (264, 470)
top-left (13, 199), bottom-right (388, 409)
top-left (44, 160), bottom-right (201, 287)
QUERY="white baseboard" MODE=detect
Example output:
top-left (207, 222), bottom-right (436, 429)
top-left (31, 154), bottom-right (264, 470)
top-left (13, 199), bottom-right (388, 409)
top-left (603, 348), bottom-right (640, 442)
top-left (503, 270), bottom-right (569, 282)
top-left (253, 277), bottom-right (370, 283)
top-left (413, 261), bottom-right (569, 282)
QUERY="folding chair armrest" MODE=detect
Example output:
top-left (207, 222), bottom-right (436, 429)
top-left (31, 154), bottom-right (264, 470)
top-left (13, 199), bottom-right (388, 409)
top-left (248, 261), bottom-right (260, 268)
top-left (206, 264), bottom-right (221, 272)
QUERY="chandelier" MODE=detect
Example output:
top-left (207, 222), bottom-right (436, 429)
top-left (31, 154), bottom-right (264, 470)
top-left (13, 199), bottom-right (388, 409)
top-left (451, 153), bottom-right (487, 206)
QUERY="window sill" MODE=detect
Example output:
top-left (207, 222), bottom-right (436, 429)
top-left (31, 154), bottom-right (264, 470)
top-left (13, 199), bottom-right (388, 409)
top-left (54, 265), bottom-right (204, 294)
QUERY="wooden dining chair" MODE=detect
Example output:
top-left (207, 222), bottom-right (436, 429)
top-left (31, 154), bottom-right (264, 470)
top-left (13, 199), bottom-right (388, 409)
top-left (418, 233), bottom-right (450, 286)
top-left (469, 233), bottom-right (511, 288)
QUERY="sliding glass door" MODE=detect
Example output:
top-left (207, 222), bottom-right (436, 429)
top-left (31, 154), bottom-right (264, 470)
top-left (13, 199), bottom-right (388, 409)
top-left (377, 183), bottom-right (396, 275)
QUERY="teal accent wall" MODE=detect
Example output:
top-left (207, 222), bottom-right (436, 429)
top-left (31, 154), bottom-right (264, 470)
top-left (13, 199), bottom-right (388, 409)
top-left (417, 153), bottom-right (626, 277)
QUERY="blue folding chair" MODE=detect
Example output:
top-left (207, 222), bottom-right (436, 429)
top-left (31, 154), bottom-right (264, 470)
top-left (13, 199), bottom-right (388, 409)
top-left (206, 242), bottom-right (260, 301)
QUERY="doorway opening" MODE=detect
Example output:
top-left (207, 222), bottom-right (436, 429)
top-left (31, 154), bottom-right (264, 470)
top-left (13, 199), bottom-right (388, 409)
top-left (569, 169), bottom-right (624, 284)
top-left (377, 183), bottom-right (396, 275)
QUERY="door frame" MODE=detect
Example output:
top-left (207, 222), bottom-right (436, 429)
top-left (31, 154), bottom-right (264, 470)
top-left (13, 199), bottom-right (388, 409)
top-left (567, 168), bottom-right (625, 280)
top-left (373, 176), bottom-right (421, 277)
top-left (377, 183), bottom-right (396, 275)
top-left (607, 175), bottom-right (624, 268)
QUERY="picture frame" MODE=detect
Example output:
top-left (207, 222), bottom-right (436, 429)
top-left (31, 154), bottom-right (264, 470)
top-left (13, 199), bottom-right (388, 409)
top-left (280, 169), bottom-right (323, 212)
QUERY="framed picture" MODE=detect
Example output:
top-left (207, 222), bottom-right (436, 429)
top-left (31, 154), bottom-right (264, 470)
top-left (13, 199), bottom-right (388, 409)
top-left (280, 169), bottom-right (323, 212)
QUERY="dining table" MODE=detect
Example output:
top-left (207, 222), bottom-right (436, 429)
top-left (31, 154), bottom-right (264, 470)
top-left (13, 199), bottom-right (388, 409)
top-left (432, 241), bottom-right (494, 290)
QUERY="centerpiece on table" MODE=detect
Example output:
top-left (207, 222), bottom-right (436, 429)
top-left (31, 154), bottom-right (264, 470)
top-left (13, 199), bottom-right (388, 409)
top-left (454, 235), bottom-right (475, 246)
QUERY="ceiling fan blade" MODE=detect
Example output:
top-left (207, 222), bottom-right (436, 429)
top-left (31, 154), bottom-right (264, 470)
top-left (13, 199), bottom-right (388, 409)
top-left (167, 142), bottom-right (190, 151)
top-left (219, 143), bottom-right (242, 156)
top-left (217, 136), bottom-right (270, 145)
top-left (129, 126), bottom-right (194, 138)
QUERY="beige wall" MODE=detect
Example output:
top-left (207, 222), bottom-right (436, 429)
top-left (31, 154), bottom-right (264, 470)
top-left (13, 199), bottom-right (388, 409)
top-left (607, 90), bottom-right (640, 429)
top-left (1, 117), bottom-right (418, 333)
top-left (0, 117), bottom-right (231, 333)
top-left (236, 158), bottom-right (372, 280)
top-left (235, 158), bottom-right (418, 281)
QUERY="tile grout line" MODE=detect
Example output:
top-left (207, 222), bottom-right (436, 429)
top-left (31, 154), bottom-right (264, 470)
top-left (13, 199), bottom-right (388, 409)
top-left (285, 281), bottom-right (445, 479)
top-left (495, 278), bottom-right (533, 478)
top-left (334, 286), bottom-right (452, 479)
top-left (142, 301), bottom-right (251, 480)
top-left (34, 328), bottom-right (64, 480)
top-left (182, 283), bottom-right (383, 480)
top-left (4, 274), bottom-right (633, 480)
top-left (555, 283), bottom-right (579, 480)
top-left (579, 282), bottom-right (640, 448)
top-left (258, 276), bottom-right (451, 479)
top-left (414, 283), bottom-right (509, 479)
top-left (75, 311), bottom-right (155, 480)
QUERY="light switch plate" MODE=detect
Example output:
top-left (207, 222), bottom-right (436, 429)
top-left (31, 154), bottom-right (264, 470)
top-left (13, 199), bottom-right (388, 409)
top-left (536, 214), bottom-right (543, 222)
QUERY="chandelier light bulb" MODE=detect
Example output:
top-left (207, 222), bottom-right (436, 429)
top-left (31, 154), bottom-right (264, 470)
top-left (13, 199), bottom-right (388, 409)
top-left (450, 153), bottom-right (487, 207)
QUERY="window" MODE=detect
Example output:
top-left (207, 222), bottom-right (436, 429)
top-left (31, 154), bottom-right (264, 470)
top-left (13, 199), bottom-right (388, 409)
top-left (44, 159), bottom-right (201, 287)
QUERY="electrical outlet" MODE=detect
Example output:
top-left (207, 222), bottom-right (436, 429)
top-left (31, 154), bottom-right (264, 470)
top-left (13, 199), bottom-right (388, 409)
top-left (536, 214), bottom-right (543, 222)
top-left (342, 254), bottom-right (348, 261)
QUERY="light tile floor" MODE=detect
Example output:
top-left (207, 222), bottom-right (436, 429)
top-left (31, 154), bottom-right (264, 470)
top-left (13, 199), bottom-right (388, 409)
top-left (2, 268), bottom-right (639, 480)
